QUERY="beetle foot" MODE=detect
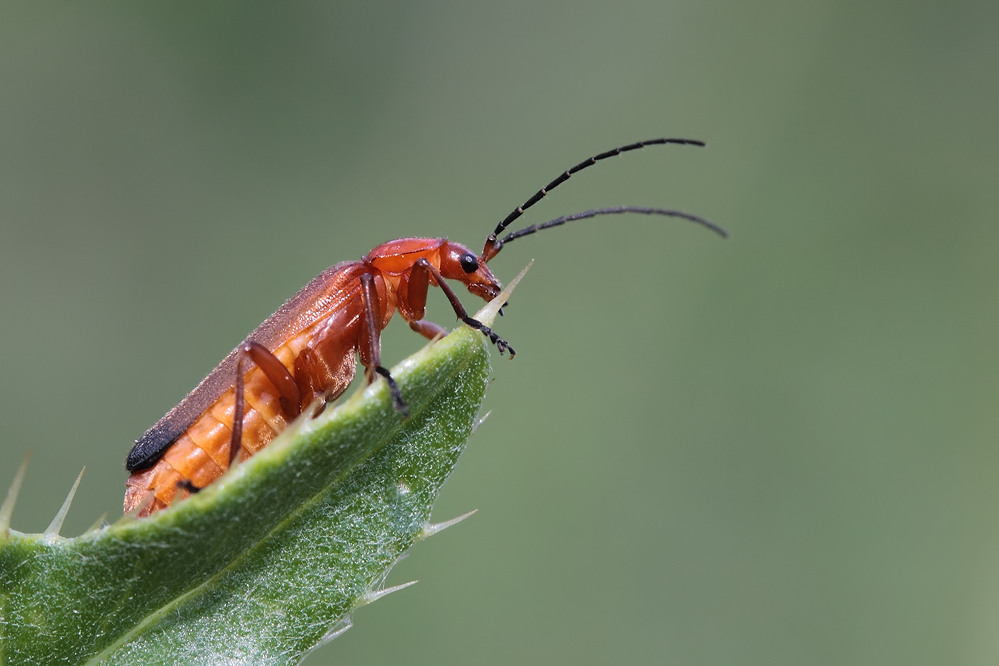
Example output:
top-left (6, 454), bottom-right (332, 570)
top-left (463, 317), bottom-right (516, 358)
top-left (376, 366), bottom-right (410, 418)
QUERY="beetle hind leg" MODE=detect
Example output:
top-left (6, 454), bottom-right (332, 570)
top-left (229, 341), bottom-right (303, 465)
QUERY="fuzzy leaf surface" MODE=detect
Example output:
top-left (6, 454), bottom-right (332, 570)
top-left (0, 325), bottom-right (490, 665)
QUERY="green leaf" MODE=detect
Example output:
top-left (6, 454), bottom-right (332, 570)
top-left (0, 322), bottom-right (491, 665)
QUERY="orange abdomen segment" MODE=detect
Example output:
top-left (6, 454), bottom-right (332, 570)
top-left (124, 307), bottom-right (365, 516)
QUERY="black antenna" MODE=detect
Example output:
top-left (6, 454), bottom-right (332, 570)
top-left (481, 138), bottom-right (706, 261)
top-left (492, 206), bottom-right (727, 254)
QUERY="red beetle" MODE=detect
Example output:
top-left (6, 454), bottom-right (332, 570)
top-left (124, 138), bottom-right (725, 515)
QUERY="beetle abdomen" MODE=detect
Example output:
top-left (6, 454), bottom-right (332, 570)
top-left (124, 363), bottom-right (292, 514)
top-left (124, 311), bottom-right (365, 516)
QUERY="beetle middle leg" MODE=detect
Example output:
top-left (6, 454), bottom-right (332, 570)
top-left (360, 273), bottom-right (408, 417)
top-left (413, 258), bottom-right (515, 357)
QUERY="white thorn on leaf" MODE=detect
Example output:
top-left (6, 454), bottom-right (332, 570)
top-left (472, 410), bottom-right (492, 434)
top-left (0, 454), bottom-right (30, 534)
top-left (118, 493), bottom-right (154, 523)
top-left (314, 617), bottom-right (353, 649)
top-left (45, 466), bottom-right (86, 537)
top-left (473, 260), bottom-right (532, 327)
top-left (422, 509), bottom-right (477, 539)
top-left (357, 579), bottom-right (418, 607)
top-left (85, 512), bottom-right (108, 534)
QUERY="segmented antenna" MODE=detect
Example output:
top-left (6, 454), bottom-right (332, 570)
top-left (481, 138), bottom-right (706, 261)
top-left (492, 206), bottom-right (727, 254)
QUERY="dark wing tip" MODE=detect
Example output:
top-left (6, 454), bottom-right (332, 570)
top-left (125, 426), bottom-right (180, 471)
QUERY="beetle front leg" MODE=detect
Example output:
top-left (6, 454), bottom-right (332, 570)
top-left (414, 258), bottom-right (516, 357)
top-left (360, 273), bottom-right (408, 417)
top-left (403, 262), bottom-right (448, 341)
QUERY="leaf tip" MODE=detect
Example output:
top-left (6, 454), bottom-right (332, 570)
top-left (474, 260), bottom-right (532, 327)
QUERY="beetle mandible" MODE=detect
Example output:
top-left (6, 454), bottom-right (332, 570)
top-left (124, 138), bottom-right (726, 516)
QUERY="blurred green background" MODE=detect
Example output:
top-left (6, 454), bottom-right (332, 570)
top-left (2, 2), bottom-right (998, 664)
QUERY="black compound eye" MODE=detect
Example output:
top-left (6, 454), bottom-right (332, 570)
top-left (459, 253), bottom-right (479, 274)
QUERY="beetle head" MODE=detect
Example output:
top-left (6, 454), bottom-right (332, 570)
top-left (438, 240), bottom-right (502, 302)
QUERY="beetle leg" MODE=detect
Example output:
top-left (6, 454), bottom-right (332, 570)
top-left (230, 351), bottom-right (249, 464)
top-left (294, 347), bottom-right (324, 411)
top-left (228, 341), bottom-right (302, 465)
top-left (403, 262), bottom-right (447, 340)
top-left (415, 258), bottom-right (516, 357)
top-left (295, 347), bottom-right (336, 418)
top-left (401, 260), bottom-right (431, 321)
top-left (360, 273), bottom-right (408, 416)
top-left (242, 341), bottom-right (302, 418)
top-left (409, 319), bottom-right (448, 341)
